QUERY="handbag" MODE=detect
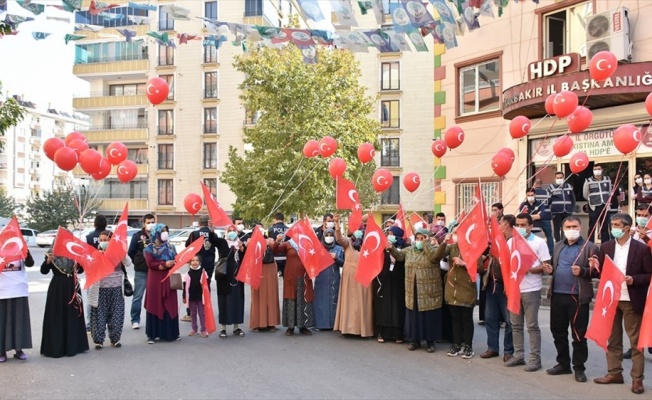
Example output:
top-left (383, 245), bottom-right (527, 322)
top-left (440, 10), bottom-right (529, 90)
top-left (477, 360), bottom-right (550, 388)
top-left (214, 257), bottom-right (227, 278)
top-left (262, 247), bottom-right (275, 264)
top-left (169, 272), bottom-right (182, 290)
top-left (123, 276), bottom-right (134, 297)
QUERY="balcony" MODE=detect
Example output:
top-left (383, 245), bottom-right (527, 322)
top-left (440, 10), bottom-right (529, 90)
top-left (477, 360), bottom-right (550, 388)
top-left (73, 54), bottom-right (148, 78)
top-left (81, 126), bottom-right (148, 143)
top-left (98, 199), bottom-right (149, 211)
top-left (73, 92), bottom-right (149, 109)
top-left (74, 24), bottom-right (150, 39)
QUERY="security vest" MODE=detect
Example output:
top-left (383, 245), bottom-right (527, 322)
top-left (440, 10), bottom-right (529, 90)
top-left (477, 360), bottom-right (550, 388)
top-left (640, 186), bottom-right (652, 199)
top-left (586, 176), bottom-right (612, 207)
top-left (534, 187), bottom-right (548, 205)
top-left (548, 183), bottom-right (574, 214)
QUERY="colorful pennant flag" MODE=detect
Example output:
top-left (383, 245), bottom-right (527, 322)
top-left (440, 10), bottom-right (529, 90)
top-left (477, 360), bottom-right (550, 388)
top-left (296, 0), bottom-right (325, 22)
top-left (332, 0), bottom-right (358, 27)
top-left (389, 1), bottom-right (415, 33)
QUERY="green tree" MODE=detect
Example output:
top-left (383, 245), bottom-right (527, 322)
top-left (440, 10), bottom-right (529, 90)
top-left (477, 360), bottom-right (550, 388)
top-left (0, 186), bottom-right (17, 218)
top-left (0, 80), bottom-right (26, 152)
top-left (25, 182), bottom-right (102, 231)
top-left (222, 45), bottom-right (380, 222)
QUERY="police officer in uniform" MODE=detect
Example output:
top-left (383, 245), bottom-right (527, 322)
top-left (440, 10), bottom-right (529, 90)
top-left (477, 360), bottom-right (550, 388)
top-left (548, 171), bottom-right (576, 242)
top-left (186, 215), bottom-right (222, 288)
top-left (268, 212), bottom-right (288, 277)
top-left (582, 164), bottom-right (619, 243)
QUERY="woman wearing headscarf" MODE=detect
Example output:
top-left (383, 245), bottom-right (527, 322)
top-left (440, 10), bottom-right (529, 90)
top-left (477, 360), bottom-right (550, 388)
top-left (313, 228), bottom-right (344, 331)
top-left (40, 238), bottom-right (88, 358)
top-left (0, 250), bottom-right (34, 362)
top-left (144, 224), bottom-right (179, 344)
top-left (216, 224), bottom-right (245, 338)
top-left (374, 225), bottom-right (406, 343)
top-left (333, 214), bottom-right (374, 338)
top-left (248, 225), bottom-right (281, 332)
top-left (388, 227), bottom-right (442, 353)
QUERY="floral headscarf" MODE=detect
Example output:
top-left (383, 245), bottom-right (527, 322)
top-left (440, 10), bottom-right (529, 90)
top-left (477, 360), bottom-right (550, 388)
top-left (144, 223), bottom-right (175, 261)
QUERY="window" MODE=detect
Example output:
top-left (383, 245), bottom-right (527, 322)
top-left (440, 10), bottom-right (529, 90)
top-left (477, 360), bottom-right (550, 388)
top-left (381, 100), bottom-right (400, 128)
top-left (245, 0), bottom-right (262, 17)
top-left (204, 108), bottom-right (217, 133)
top-left (205, 1), bottom-right (217, 19)
top-left (204, 72), bottom-right (217, 98)
top-left (458, 57), bottom-right (501, 116)
top-left (158, 179), bottom-right (174, 205)
top-left (203, 143), bottom-right (217, 169)
top-left (159, 74), bottom-right (174, 100)
top-left (74, 41), bottom-right (147, 64)
top-left (96, 179), bottom-right (148, 199)
top-left (73, 6), bottom-right (147, 28)
top-left (128, 148), bottom-right (148, 164)
top-left (456, 180), bottom-right (501, 215)
top-left (204, 45), bottom-right (218, 63)
top-left (381, 62), bottom-right (400, 90)
top-left (382, 0), bottom-right (391, 15)
top-left (244, 109), bottom-right (261, 125)
top-left (109, 83), bottom-right (145, 96)
top-left (158, 110), bottom-right (174, 135)
top-left (380, 138), bottom-right (399, 167)
top-left (158, 144), bottom-right (174, 169)
top-left (158, 44), bottom-right (174, 66)
top-left (381, 177), bottom-right (400, 205)
top-left (203, 178), bottom-right (217, 197)
top-left (543, 2), bottom-right (592, 58)
top-left (158, 6), bottom-right (174, 30)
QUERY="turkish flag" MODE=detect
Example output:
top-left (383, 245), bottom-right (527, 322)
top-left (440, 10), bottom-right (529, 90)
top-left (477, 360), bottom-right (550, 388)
top-left (200, 181), bottom-right (233, 227)
top-left (638, 279), bottom-right (652, 349)
top-left (163, 236), bottom-right (205, 281)
top-left (347, 203), bottom-right (363, 234)
top-left (336, 176), bottom-right (359, 210)
top-left (396, 204), bottom-right (409, 239)
top-left (506, 229), bottom-right (540, 314)
top-left (355, 213), bottom-right (388, 287)
top-left (489, 215), bottom-right (511, 294)
top-left (586, 255), bottom-right (626, 351)
top-left (456, 202), bottom-right (488, 282)
top-left (0, 216), bottom-right (28, 271)
top-left (236, 227), bottom-right (265, 289)
top-left (105, 202), bottom-right (129, 267)
top-left (52, 228), bottom-right (113, 289)
top-left (200, 270), bottom-right (217, 334)
top-left (287, 217), bottom-right (333, 279)
top-left (409, 212), bottom-right (428, 231)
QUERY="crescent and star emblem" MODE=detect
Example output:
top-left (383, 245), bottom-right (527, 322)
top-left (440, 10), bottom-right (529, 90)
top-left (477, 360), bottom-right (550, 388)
top-left (66, 242), bottom-right (86, 258)
top-left (510, 251), bottom-right (521, 280)
top-left (601, 281), bottom-right (615, 317)
top-left (0, 237), bottom-right (24, 256)
top-left (362, 231), bottom-right (380, 258)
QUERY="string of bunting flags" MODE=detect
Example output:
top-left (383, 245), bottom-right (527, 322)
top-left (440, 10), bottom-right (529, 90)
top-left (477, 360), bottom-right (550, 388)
top-left (2, 0), bottom-right (541, 62)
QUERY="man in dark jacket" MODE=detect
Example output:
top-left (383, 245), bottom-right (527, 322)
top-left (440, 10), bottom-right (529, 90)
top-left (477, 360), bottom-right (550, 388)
top-left (186, 215), bottom-right (221, 287)
top-left (127, 213), bottom-right (155, 330)
top-left (548, 171), bottom-right (576, 242)
top-left (268, 213), bottom-right (288, 276)
top-left (86, 214), bottom-right (107, 249)
top-left (542, 216), bottom-right (598, 383)
top-left (518, 187), bottom-right (554, 256)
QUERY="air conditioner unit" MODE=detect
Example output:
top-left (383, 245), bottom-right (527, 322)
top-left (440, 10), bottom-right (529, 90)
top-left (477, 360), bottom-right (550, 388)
top-left (585, 7), bottom-right (631, 63)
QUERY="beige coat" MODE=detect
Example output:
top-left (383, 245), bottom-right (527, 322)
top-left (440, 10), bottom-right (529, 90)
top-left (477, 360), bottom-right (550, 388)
top-left (391, 244), bottom-right (442, 312)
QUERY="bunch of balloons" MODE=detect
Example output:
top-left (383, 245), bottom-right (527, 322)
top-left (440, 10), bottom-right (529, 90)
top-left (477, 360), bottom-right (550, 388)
top-left (491, 147), bottom-right (515, 177)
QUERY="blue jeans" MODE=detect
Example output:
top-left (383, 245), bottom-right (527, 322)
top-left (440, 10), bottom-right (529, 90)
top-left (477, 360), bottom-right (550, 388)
top-left (130, 270), bottom-right (147, 324)
top-left (485, 282), bottom-right (513, 355)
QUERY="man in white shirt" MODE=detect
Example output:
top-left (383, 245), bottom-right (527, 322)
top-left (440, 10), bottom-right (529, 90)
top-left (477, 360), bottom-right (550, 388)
top-left (505, 213), bottom-right (551, 372)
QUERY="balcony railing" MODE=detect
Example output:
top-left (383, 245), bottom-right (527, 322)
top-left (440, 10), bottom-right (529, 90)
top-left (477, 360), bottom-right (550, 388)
top-left (74, 53), bottom-right (148, 65)
top-left (203, 124), bottom-right (217, 134)
top-left (75, 90), bottom-right (146, 97)
top-left (87, 122), bottom-right (148, 131)
top-left (204, 89), bottom-right (218, 99)
top-left (158, 127), bottom-right (174, 135)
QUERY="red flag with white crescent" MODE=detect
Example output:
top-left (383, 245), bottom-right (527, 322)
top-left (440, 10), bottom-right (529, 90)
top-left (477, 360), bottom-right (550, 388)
top-left (456, 199), bottom-right (488, 283)
top-left (52, 227), bottom-right (113, 289)
top-left (506, 229), bottom-right (540, 314)
top-left (287, 217), bottom-right (333, 280)
top-left (489, 215), bottom-right (511, 294)
top-left (336, 176), bottom-right (359, 210)
top-left (236, 227), bottom-right (265, 289)
top-left (200, 270), bottom-right (217, 334)
top-left (347, 203), bottom-right (363, 234)
top-left (354, 213), bottom-right (387, 287)
top-left (638, 278), bottom-right (652, 349)
top-left (162, 236), bottom-right (205, 281)
top-left (586, 255), bottom-right (626, 351)
top-left (0, 216), bottom-right (28, 271)
top-left (395, 204), bottom-right (409, 239)
top-left (200, 181), bottom-right (233, 227)
top-left (104, 202), bottom-right (129, 267)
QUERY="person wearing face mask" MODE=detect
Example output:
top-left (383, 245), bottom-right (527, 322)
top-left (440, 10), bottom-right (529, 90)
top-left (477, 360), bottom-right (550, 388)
top-left (388, 227), bottom-right (442, 353)
top-left (548, 172), bottom-right (576, 243)
top-left (589, 213), bottom-right (652, 394)
top-left (632, 174), bottom-right (643, 210)
top-left (541, 216), bottom-right (598, 383)
top-left (374, 226), bottom-right (407, 344)
top-left (332, 214), bottom-right (374, 338)
top-left (518, 187), bottom-right (554, 256)
top-left (636, 174), bottom-right (652, 207)
top-left (633, 204), bottom-right (652, 244)
top-left (313, 228), bottom-right (344, 331)
top-left (583, 164), bottom-right (619, 243)
top-left (268, 213), bottom-right (289, 277)
top-left (128, 213), bottom-right (156, 330)
top-left (249, 227), bottom-right (281, 333)
top-left (430, 213), bottom-right (449, 245)
top-left (89, 231), bottom-right (133, 349)
top-left (144, 224), bottom-right (180, 344)
top-left (315, 213), bottom-right (335, 242)
top-left (215, 223), bottom-right (246, 338)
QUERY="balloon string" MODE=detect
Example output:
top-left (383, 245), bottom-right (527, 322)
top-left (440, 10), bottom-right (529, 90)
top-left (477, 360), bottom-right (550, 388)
top-left (268, 159), bottom-right (323, 219)
top-left (264, 156), bottom-right (305, 223)
top-left (353, 162), bottom-right (365, 188)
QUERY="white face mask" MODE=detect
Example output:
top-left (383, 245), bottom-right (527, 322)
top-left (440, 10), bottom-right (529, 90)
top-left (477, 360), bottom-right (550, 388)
top-left (555, 178), bottom-right (564, 185)
top-left (146, 223), bottom-right (155, 232)
top-left (437, 220), bottom-right (445, 226)
top-left (326, 222), bottom-right (335, 229)
top-left (527, 196), bottom-right (535, 202)
top-left (563, 229), bottom-right (580, 241)
top-left (160, 232), bottom-right (169, 242)
top-left (593, 169), bottom-right (602, 176)
top-left (236, 224), bottom-right (244, 231)
top-left (324, 236), bottom-right (334, 244)
top-left (636, 178), bottom-right (643, 185)
top-left (645, 179), bottom-right (652, 185)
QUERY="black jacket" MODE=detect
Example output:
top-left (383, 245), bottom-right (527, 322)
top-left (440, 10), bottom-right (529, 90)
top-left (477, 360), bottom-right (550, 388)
top-left (186, 227), bottom-right (221, 269)
top-left (128, 229), bottom-right (151, 273)
top-left (86, 229), bottom-right (103, 249)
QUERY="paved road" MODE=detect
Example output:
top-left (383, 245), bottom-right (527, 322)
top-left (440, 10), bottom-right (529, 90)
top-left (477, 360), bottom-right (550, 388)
top-left (1, 247), bottom-right (650, 399)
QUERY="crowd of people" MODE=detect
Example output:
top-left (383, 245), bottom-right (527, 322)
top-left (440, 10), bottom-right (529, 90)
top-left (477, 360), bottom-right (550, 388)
top-left (1, 166), bottom-right (651, 395)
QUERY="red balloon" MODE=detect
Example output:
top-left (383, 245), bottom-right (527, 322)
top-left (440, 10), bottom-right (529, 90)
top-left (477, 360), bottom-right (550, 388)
top-left (357, 143), bottom-right (375, 164)
top-left (54, 147), bottom-right (78, 171)
top-left (589, 51), bottom-right (618, 82)
top-left (43, 137), bottom-right (65, 161)
top-left (552, 135), bottom-right (574, 157)
top-left (552, 91), bottom-right (579, 118)
top-left (68, 139), bottom-right (89, 156)
top-left (328, 157), bottom-right (346, 179)
top-left (444, 126), bottom-right (464, 149)
top-left (183, 193), bottom-right (203, 215)
top-left (566, 106), bottom-right (593, 134)
top-left (64, 131), bottom-right (86, 146)
top-left (106, 142), bottom-right (128, 165)
top-left (79, 149), bottom-right (102, 174)
top-left (116, 160), bottom-right (138, 183)
top-left (403, 172), bottom-right (420, 193)
top-left (318, 136), bottom-right (337, 157)
top-left (91, 158), bottom-right (111, 180)
top-left (372, 169), bottom-right (393, 193)
top-left (509, 116), bottom-right (531, 139)
top-left (646, 92), bottom-right (652, 117)
top-left (491, 153), bottom-right (512, 177)
top-left (303, 140), bottom-right (319, 158)
top-left (497, 147), bottom-right (515, 162)
top-left (145, 77), bottom-right (170, 105)
top-left (545, 94), bottom-right (556, 116)
top-left (431, 140), bottom-right (447, 158)
top-left (569, 152), bottom-right (589, 174)
top-left (613, 124), bottom-right (642, 155)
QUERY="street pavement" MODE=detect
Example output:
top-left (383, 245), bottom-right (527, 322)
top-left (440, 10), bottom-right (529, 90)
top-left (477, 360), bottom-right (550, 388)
top-left (1, 247), bottom-right (651, 399)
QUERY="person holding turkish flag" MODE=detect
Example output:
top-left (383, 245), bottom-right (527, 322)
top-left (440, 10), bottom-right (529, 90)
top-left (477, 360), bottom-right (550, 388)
top-left (591, 213), bottom-right (652, 395)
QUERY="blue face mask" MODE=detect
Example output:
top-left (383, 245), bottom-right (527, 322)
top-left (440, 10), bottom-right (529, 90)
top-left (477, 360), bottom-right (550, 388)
top-left (516, 227), bottom-right (528, 237)
top-left (353, 230), bottom-right (363, 239)
top-left (414, 241), bottom-right (424, 250)
top-left (611, 228), bottom-right (625, 239)
top-left (637, 217), bottom-right (649, 228)
top-left (387, 235), bottom-right (396, 244)
top-left (227, 232), bottom-right (238, 241)
top-left (98, 242), bottom-right (109, 250)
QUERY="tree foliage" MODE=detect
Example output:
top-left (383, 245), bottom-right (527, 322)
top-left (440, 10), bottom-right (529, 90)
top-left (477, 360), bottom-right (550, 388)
top-left (0, 186), bottom-right (18, 218)
top-left (222, 45), bottom-right (380, 222)
top-left (0, 80), bottom-right (26, 152)
top-left (25, 182), bottom-right (102, 231)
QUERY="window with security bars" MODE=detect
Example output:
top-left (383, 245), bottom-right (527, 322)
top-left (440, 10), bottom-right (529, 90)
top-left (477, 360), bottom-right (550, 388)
top-left (456, 180), bottom-right (501, 215)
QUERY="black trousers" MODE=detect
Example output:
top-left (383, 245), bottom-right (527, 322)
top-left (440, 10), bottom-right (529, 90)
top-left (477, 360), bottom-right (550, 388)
top-left (552, 212), bottom-right (570, 242)
top-left (478, 271), bottom-right (486, 321)
top-left (549, 293), bottom-right (589, 372)
top-left (588, 205), bottom-right (611, 243)
top-left (449, 305), bottom-right (474, 347)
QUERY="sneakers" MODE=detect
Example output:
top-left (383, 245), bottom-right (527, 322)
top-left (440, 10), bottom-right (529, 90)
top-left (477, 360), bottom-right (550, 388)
top-left (147, 338), bottom-right (155, 344)
top-left (181, 315), bottom-right (191, 322)
top-left (111, 342), bottom-right (121, 348)
top-left (524, 361), bottom-right (542, 372)
top-left (94, 343), bottom-right (103, 350)
top-left (461, 346), bottom-right (474, 359)
top-left (189, 330), bottom-right (197, 336)
top-left (131, 322), bottom-right (140, 330)
top-left (201, 331), bottom-right (209, 338)
top-left (505, 357), bottom-right (526, 367)
top-left (447, 344), bottom-right (462, 357)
